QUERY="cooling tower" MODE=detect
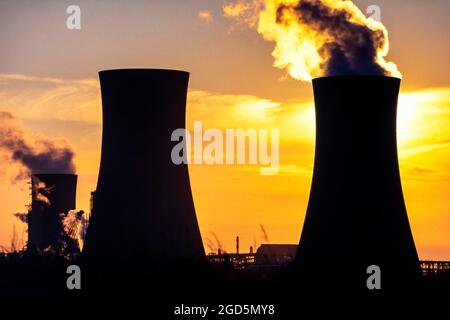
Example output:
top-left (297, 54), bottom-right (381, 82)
top-left (296, 76), bottom-right (421, 289)
top-left (28, 174), bottom-right (77, 251)
top-left (83, 69), bottom-right (204, 260)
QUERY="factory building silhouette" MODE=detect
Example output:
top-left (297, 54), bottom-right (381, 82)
top-left (83, 69), bottom-right (204, 260)
top-left (28, 173), bottom-right (77, 251)
top-left (295, 76), bottom-right (421, 288)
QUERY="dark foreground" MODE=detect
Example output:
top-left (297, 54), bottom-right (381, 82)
top-left (1, 252), bottom-right (448, 317)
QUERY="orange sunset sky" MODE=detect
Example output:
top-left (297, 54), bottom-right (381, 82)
top-left (0, 0), bottom-right (449, 259)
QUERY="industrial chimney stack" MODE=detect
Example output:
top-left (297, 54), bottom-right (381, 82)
top-left (83, 69), bottom-right (204, 261)
top-left (296, 76), bottom-right (421, 289)
top-left (28, 173), bottom-right (77, 251)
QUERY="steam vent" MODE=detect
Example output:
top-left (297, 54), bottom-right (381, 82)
top-left (83, 69), bottom-right (204, 260)
top-left (28, 174), bottom-right (77, 251)
top-left (296, 76), bottom-right (421, 289)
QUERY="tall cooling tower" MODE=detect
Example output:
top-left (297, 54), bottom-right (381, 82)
top-left (296, 76), bottom-right (421, 289)
top-left (83, 69), bottom-right (204, 260)
top-left (28, 174), bottom-right (77, 251)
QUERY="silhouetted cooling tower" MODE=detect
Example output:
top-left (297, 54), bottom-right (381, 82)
top-left (83, 69), bottom-right (204, 260)
top-left (28, 174), bottom-right (77, 251)
top-left (296, 76), bottom-right (421, 289)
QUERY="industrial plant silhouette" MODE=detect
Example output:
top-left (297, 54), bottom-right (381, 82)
top-left (1, 70), bottom-right (448, 301)
top-left (28, 173), bottom-right (78, 252)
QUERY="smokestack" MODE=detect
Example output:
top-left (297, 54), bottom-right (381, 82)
top-left (83, 69), bottom-right (204, 260)
top-left (28, 173), bottom-right (77, 251)
top-left (296, 76), bottom-right (421, 289)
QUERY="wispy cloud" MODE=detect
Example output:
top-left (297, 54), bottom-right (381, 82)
top-left (401, 165), bottom-right (450, 181)
top-left (400, 140), bottom-right (450, 157)
top-left (198, 10), bottom-right (214, 23)
top-left (0, 74), bottom-right (101, 124)
top-left (223, 0), bottom-right (261, 28)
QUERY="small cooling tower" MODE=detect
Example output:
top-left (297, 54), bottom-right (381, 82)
top-left (28, 174), bottom-right (77, 251)
top-left (83, 69), bottom-right (204, 260)
top-left (296, 76), bottom-right (421, 289)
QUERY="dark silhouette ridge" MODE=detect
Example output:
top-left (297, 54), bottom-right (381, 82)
top-left (295, 76), bottom-right (421, 289)
top-left (83, 69), bottom-right (204, 261)
top-left (28, 174), bottom-right (77, 251)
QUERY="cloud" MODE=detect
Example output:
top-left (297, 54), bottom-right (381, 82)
top-left (223, 0), bottom-right (261, 28)
top-left (198, 10), bottom-right (213, 23)
top-left (0, 74), bottom-right (101, 124)
top-left (237, 164), bottom-right (312, 176)
top-left (400, 140), bottom-right (450, 158)
top-left (0, 74), bottom-right (65, 84)
top-left (187, 89), bottom-right (282, 128)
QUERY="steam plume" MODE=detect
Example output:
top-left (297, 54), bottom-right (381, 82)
top-left (0, 111), bottom-right (76, 179)
top-left (61, 210), bottom-right (88, 250)
top-left (260, 224), bottom-right (270, 242)
top-left (210, 231), bottom-right (224, 251)
top-left (32, 176), bottom-right (52, 205)
top-left (224, 0), bottom-right (401, 81)
top-left (203, 237), bottom-right (217, 252)
top-left (14, 212), bottom-right (28, 224)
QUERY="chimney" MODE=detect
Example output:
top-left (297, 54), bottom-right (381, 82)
top-left (83, 69), bottom-right (204, 260)
top-left (28, 173), bottom-right (77, 251)
top-left (296, 76), bottom-right (421, 289)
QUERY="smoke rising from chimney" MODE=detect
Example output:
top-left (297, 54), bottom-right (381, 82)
top-left (224, 0), bottom-right (401, 81)
top-left (61, 209), bottom-right (88, 250)
top-left (204, 237), bottom-right (217, 252)
top-left (0, 111), bottom-right (76, 180)
top-left (210, 231), bottom-right (225, 251)
top-left (260, 224), bottom-right (270, 243)
top-left (14, 212), bottom-right (28, 224)
top-left (32, 176), bottom-right (52, 205)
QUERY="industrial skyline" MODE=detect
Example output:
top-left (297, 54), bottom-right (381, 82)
top-left (0, 0), bottom-right (449, 261)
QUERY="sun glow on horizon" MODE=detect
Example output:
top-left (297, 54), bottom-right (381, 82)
top-left (397, 88), bottom-right (450, 150)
